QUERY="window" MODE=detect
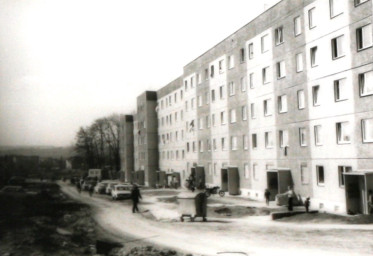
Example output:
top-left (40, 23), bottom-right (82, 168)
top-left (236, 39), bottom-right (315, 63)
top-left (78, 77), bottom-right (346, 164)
top-left (198, 95), bottom-right (203, 107)
top-left (262, 66), bottom-right (270, 84)
top-left (240, 76), bottom-right (247, 92)
top-left (205, 68), bottom-right (209, 80)
top-left (263, 99), bottom-right (272, 116)
top-left (248, 43), bottom-right (254, 59)
top-left (193, 141), bottom-right (196, 152)
top-left (191, 98), bottom-right (195, 109)
top-left (206, 115), bottom-right (210, 128)
top-left (296, 53), bottom-right (303, 72)
top-left (253, 164), bottom-right (258, 180)
top-left (278, 95), bottom-right (288, 113)
top-left (330, 0), bottom-right (343, 18)
top-left (249, 73), bottom-right (254, 88)
top-left (210, 65), bottom-right (215, 78)
top-left (362, 118), bottom-right (373, 142)
top-left (294, 16), bottom-right (301, 36)
top-left (190, 77), bottom-right (194, 88)
top-left (338, 166), bottom-right (352, 187)
top-left (187, 142), bottom-right (190, 152)
top-left (312, 85), bottom-right (320, 106)
top-left (357, 24), bottom-right (373, 50)
top-left (334, 78), bottom-right (348, 101)
top-left (244, 164), bottom-right (250, 179)
top-left (240, 48), bottom-right (245, 63)
top-left (230, 109), bottom-right (237, 123)
top-left (221, 137), bottom-right (227, 151)
top-left (277, 61), bottom-right (286, 79)
top-left (314, 125), bottom-right (323, 146)
top-left (213, 138), bottom-right (217, 151)
top-left (199, 140), bottom-right (203, 152)
top-left (242, 105), bottom-right (248, 121)
top-left (219, 85), bottom-right (225, 99)
top-left (211, 89), bottom-right (216, 102)
top-left (298, 90), bottom-right (305, 109)
top-left (214, 163), bottom-right (217, 176)
top-left (299, 127), bottom-right (307, 146)
top-left (336, 122), bottom-right (351, 144)
top-left (219, 60), bottom-right (225, 73)
top-left (197, 73), bottom-right (201, 84)
top-left (181, 110), bottom-right (183, 121)
top-left (252, 134), bottom-right (257, 149)
top-left (308, 8), bottom-right (316, 29)
top-left (275, 26), bottom-right (284, 45)
top-left (199, 117), bottom-right (203, 130)
top-left (310, 46), bottom-right (318, 67)
top-left (180, 90), bottom-right (183, 100)
top-left (250, 103), bottom-right (256, 119)
top-left (207, 139), bottom-right (211, 151)
top-left (265, 131), bottom-right (274, 148)
top-left (316, 166), bottom-right (325, 185)
top-left (243, 135), bottom-right (248, 150)
top-left (228, 55), bottom-right (234, 69)
top-left (221, 111), bottom-right (226, 124)
top-left (301, 164), bottom-right (309, 184)
top-left (205, 92), bottom-right (210, 104)
top-left (231, 136), bottom-right (238, 150)
top-left (279, 130), bottom-right (289, 148)
top-left (359, 71), bottom-right (373, 96)
top-left (229, 82), bottom-right (235, 96)
top-left (331, 35), bottom-right (345, 59)
top-left (261, 34), bottom-right (269, 53)
top-left (355, 0), bottom-right (369, 6)
top-left (212, 113), bottom-right (216, 126)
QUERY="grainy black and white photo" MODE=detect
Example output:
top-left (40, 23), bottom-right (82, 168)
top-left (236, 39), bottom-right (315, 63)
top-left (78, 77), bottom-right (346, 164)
top-left (1, 0), bottom-right (373, 255)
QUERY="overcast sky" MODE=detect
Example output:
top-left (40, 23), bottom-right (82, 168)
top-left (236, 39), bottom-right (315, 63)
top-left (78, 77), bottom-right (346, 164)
top-left (0, 0), bottom-right (280, 147)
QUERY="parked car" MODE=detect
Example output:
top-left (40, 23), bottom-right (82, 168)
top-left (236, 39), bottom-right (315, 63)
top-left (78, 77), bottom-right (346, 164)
top-left (82, 180), bottom-right (97, 191)
top-left (94, 181), bottom-right (109, 194)
top-left (111, 184), bottom-right (132, 200)
top-left (105, 182), bottom-right (119, 195)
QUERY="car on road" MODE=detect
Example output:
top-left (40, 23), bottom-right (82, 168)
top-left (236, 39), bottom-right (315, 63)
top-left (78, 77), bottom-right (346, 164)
top-left (105, 181), bottom-right (119, 195)
top-left (111, 184), bottom-right (132, 200)
top-left (94, 181), bottom-right (109, 194)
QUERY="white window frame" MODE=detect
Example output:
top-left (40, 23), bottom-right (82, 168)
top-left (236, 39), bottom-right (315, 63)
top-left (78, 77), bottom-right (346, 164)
top-left (299, 127), bottom-right (307, 146)
top-left (277, 61), bottom-right (286, 79)
top-left (240, 48), bottom-right (246, 63)
top-left (230, 109), bottom-right (237, 123)
top-left (243, 135), bottom-right (248, 150)
top-left (275, 26), bottom-right (284, 45)
top-left (228, 55), bottom-right (235, 69)
top-left (248, 43), bottom-right (254, 59)
top-left (219, 59), bottom-right (225, 73)
top-left (221, 137), bottom-right (227, 151)
top-left (308, 7), bottom-right (316, 29)
top-left (298, 90), bottom-right (305, 110)
top-left (249, 73), bottom-right (254, 89)
top-left (316, 166), bottom-right (325, 186)
top-left (359, 71), bottom-right (373, 96)
top-left (312, 85), bottom-right (320, 106)
top-left (278, 95), bottom-right (288, 113)
top-left (355, 0), bottom-right (369, 6)
top-left (252, 134), bottom-right (258, 149)
top-left (294, 16), bottom-right (301, 36)
top-left (331, 35), bottom-right (345, 59)
top-left (198, 95), bottom-right (203, 107)
top-left (334, 78), bottom-right (348, 101)
top-left (261, 34), bottom-right (269, 53)
top-left (362, 118), bottom-right (373, 143)
top-left (242, 105), bottom-right (248, 121)
top-left (265, 131), bottom-right (274, 149)
top-left (231, 136), bottom-right (238, 150)
top-left (251, 103), bottom-right (256, 119)
top-left (263, 99), bottom-right (272, 116)
top-left (314, 125), bottom-right (323, 146)
top-left (357, 24), bottom-right (373, 51)
top-left (336, 122), bottom-right (351, 144)
top-left (262, 66), bottom-right (270, 84)
top-left (240, 76), bottom-right (247, 92)
top-left (221, 111), bottom-right (226, 125)
top-left (229, 82), bottom-right (235, 96)
top-left (330, 0), bottom-right (343, 18)
top-left (244, 163), bottom-right (250, 179)
top-left (279, 130), bottom-right (289, 148)
top-left (296, 53), bottom-right (303, 72)
top-left (310, 46), bottom-right (318, 67)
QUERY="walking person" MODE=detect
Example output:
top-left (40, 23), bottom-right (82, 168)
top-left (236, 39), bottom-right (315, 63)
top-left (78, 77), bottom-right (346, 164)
top-left (131, 184), bottom-right (142, 213)
top-left (264, 189), bottom-right (271, 206)
top-left (304, 197), bottom-right (311, 213)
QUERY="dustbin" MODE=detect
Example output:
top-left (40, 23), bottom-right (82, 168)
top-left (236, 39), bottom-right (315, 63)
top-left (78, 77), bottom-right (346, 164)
top-left (177, 191), bottom-right (207, 222)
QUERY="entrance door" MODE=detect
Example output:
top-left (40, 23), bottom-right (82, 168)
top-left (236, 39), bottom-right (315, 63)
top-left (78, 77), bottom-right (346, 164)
top-left (228, 167), bottom-right (240, 195)
top-left (221, 168), bottom-right (228, 192)
top-left (345, 175), bottom-right (364, 214)
top-left (278, 170), bottom-right (293, 194)
top-left (267, 171), bottom-right (278, 201)
top-left (195, 166), bottom-right (205, 189)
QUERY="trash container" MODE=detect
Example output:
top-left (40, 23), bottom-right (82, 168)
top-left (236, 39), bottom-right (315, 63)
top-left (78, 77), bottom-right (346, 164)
top-left (177, 191), bottom-right (207, 222)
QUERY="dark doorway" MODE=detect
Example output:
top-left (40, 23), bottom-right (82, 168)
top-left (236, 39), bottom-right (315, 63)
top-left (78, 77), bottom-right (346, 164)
top-left (267, 171), bottom-right (278, 201)
top-left (227, 167), bottom-right (240, 195)
top-left (221, 168), bottom-right (228, 192)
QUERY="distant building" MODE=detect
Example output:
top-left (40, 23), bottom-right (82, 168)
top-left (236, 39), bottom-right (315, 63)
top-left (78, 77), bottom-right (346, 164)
top-left (119, 114), bottom-right (134, 183)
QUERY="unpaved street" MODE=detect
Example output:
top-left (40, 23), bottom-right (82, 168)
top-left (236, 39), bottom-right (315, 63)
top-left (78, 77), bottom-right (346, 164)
top-left (60, 183), bottom-right (373, 256)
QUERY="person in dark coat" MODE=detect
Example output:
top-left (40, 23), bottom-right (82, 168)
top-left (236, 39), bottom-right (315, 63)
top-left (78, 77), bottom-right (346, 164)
top-left (131, 184), bottom-right (142, 213)
top-left (287, 186), bottom-right (294, 211)
top-left (264, 189), bottom-right (271, 206)
top-left (305, 197), bottom-right (311, 213)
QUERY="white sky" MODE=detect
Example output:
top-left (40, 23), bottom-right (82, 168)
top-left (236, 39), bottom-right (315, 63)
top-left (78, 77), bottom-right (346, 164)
top-left (0, 0), bottom-right (280, 147)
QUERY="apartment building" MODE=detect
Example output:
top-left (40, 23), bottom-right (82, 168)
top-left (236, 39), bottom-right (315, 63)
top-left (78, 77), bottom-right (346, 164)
top-left (133, 91), bottom-right (158, 187)
top-left (119, 115), bottom-right (134, 183)
top-left (120, 0), bottom-right (373, 214)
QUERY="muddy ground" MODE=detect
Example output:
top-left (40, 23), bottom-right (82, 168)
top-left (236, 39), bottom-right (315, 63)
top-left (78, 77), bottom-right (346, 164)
top-left (0, 182), bottom-right (186, 256)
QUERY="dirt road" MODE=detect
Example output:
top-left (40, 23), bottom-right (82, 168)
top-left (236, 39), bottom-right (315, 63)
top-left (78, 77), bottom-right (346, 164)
top-left (60, 183), bottom-right (373, 256)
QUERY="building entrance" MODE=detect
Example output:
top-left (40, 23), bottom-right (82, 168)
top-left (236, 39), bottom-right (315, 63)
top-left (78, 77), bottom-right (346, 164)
top-left (266, 168), bottom-right (293, 201)
top-left (344, 171), bottom-right (373, 215)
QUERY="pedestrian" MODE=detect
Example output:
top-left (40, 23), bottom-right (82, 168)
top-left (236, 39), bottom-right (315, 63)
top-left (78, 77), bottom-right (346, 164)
top-left (131, 184), bottom-right (142, 213)
top-left (304, 197), bottom-right (310, 213)
top-left (368, 190), bottom-right (373, 214)
top-left (264, 189), bottom-right (271, 206)
top-left (287, 186), bottom-right (294, 212)
top-left (89, 184), bottom-right (94, 197)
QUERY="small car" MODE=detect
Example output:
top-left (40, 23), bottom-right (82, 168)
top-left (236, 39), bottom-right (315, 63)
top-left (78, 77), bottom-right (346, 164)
top-left (105, 182), bottom-right (119, 195)
top-left (111, 184), bottom-right (132, 200)
top-left (94, 181), bottom-right (109, 194)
